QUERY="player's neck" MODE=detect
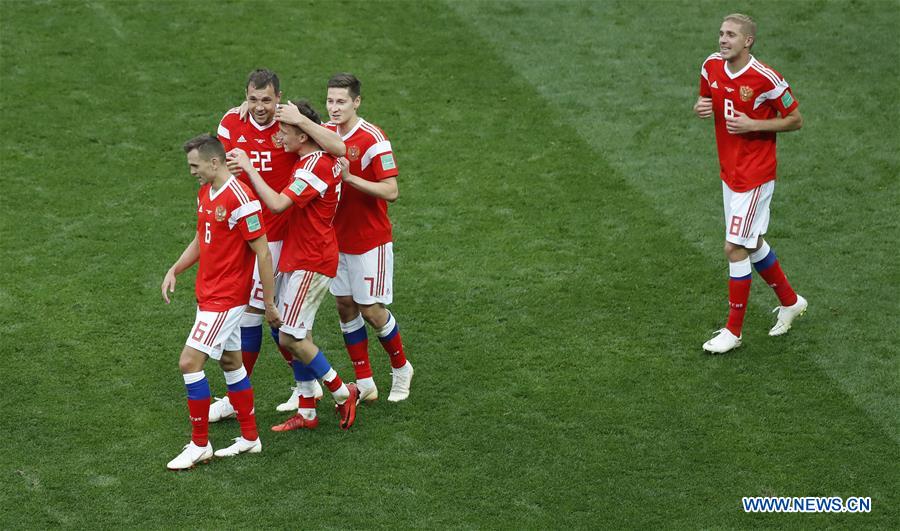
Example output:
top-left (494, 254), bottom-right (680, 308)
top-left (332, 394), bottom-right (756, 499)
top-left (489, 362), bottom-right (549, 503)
top-left (210, 171), bottom-right (231, 191)
top-left (726, 53), bottom-right (751, 74)
top-left (296, 143), bottom-right (323, 158)
top-left (250, 114), bottom-right (274, 128)
top-left (337, 116), bottom-right (360, 136)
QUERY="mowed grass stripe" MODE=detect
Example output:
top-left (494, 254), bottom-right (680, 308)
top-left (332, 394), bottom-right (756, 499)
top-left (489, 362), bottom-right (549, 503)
top-left (444, 0), bottom-right (899, 525)
top-left (449, 0), bottom-right (900, 444)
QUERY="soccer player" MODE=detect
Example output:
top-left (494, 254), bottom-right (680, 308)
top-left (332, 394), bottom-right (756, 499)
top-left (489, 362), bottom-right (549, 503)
top-left (227, 100), bottom-right (359, 431)
top-left (161, 134), bottom-right (280, 470)
top-left (210, 69), bottom-right (345, 421)
top-left (694, 14), bottom-right (808, 354)
top-left (321, 73), bottom-right (414, 401)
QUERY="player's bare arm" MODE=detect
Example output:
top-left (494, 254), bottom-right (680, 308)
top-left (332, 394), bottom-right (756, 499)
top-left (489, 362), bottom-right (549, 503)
top-left (276, 103), bottom-right (346, 157)
top-left (161, 235), bottom-right (200, 303)
top-left (726, 108), bottom-right (803, 135)
top-left (226, 148), bottom-right (293, 213)
top-left (337, 157), bottom-right (399, 202)
top-left (694, 96), bottom-right (714, 118)
top-left (247, 235), bottom-right (282, 328)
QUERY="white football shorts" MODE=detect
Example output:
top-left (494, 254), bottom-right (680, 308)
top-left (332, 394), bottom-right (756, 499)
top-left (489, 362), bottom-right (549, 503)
top-left (248, 240), bottom-right (283, 310)
top-left (278, 270), bottom-right (333, 340)
top-left (329, 243), bottom-right (394, 305)
top-left (722, 181), bottom-right (774, 248)
top-left (185, 304), bottom-right (245, 360)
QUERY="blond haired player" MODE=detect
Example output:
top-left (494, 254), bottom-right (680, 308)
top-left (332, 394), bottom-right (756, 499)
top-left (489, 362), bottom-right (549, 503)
top-left (694, 14), bottom-right (808, 354)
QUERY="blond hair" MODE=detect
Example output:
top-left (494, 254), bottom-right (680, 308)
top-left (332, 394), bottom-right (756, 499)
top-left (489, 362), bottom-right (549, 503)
top-left (723, 13), bottom-right (757, 47)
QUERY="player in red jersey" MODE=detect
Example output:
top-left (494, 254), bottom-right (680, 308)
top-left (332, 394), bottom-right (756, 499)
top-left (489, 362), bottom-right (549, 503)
top-left (322, 73), bottom-right (413, 402)
top-left (228, 101), bottom-right (359, 431)
top-left (209, 69), bottom-right (345, 422)
top-left (161, 134), bottom-right (280, 470)
top-left (694, 14), bottom-right (808, 354)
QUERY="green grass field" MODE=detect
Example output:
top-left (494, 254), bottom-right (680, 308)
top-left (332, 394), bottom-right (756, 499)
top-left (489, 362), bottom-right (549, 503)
top-left (2, 0), bottom-right (898, 528)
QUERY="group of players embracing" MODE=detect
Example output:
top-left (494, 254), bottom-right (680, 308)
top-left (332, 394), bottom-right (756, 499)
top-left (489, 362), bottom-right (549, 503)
top-left (161, 70), bottom-right (413, 470)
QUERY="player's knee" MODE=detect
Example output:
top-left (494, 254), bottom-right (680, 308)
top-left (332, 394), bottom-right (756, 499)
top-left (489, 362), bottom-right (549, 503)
top-left (335, 296), bottom-right (358, 321)
top-left (218, 356), bottom-right (242, 372)
top-left (178, 356), bottom-right (200, 374)
top-left (360, 304), bottom-right (388, 328)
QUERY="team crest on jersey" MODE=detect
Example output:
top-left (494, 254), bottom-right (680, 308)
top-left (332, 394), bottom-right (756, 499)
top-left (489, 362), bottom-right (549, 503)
top-left (740, 86), bottom-right (754, 102)
top-left (215, 205), bottom-right (227, 222)
top-left (347, 145), bottom-right (360, 161)
top-left (271, 134), bottom-right (283, 148)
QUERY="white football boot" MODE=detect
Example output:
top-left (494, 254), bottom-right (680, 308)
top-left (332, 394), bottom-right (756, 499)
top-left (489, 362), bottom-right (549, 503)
top-left (769, 295), bottom-right (808, 336)
top-left (388, 361), bottom-right (414, 402)
top-left (214, 436), bottom-right (262, 458)
top-left (356, 378), bottom-right (379, 404)
top-left (276, 381), bottom-right (323, 412)
top-left (703, 329), bottom-right (742, 354)
top-left (167, 441), bottom-right (213, 470)
top-left (208, 396), bottom-right (235, 423)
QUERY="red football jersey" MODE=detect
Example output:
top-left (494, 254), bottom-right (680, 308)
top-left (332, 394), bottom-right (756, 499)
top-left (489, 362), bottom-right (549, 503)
top-left (218, 109), bottom-right (297, 241)
top-left (699, 54), bottom-right (799, 192)
top-left (325, 119), bottom-right (398, 254)
top-left (279, 150), bottom-right (341, 277)
top-left (195, 177), bottom-right (266, 311)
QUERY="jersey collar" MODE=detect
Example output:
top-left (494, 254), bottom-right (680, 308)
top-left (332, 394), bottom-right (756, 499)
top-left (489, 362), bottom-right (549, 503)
top-left (249, 115), bottom-right (274, 131)
top-left (339, 118), bottom-right (366, 141)
top-left (209, 175), bottom-right (236, 200)
top-left (724, 55), bottom-right (755, 80)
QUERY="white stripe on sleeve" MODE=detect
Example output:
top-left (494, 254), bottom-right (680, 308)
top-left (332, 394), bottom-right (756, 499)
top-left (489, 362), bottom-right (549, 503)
top-left (361, 140), bottom-right (393, 171)
top-left (228, 200), bottom-right (262, 229)
top-left (294, 169), bottom-right (328, 196)
top-left (217, 124), bottom-right (231, 140)
top-left (752, 79), bottom-right (790, 110)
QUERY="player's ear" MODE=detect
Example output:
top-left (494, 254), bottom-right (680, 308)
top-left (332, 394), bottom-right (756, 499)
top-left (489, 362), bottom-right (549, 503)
top-left (353, 96), bottom-right (361, 110)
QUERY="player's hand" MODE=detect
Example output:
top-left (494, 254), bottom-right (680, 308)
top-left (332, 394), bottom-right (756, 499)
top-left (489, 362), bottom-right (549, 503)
top-left (336, 157), bottom-right (352, 181)
top-left (161, 269), bottom-right (177, 304)
top-left (265, 303), bottom-right (283, 329)
top-left (238, 101), bottom-right (249, 122)
top-left (726, 110), bottom-right (757, 134)
top-left (694, 96), bottom-right (713, 118)
top-left (274, 101), bottom-right (303, 126)
top-left (226, 148), bottom-right (250, 173)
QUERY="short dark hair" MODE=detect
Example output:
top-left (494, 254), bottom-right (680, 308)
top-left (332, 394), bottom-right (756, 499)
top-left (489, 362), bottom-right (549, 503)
top-left (183, 133), bottom-right (226, 161)
top-left (247, 68), bottom-right (280, 93)
top-left (291, 99), bottom-right (321, 125)
top-left (327, 72), bottom-right (361, 100)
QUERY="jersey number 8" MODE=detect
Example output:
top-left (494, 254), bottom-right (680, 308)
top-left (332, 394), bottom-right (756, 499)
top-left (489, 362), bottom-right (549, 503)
top-left (724, 99), bottom-right (736, 119)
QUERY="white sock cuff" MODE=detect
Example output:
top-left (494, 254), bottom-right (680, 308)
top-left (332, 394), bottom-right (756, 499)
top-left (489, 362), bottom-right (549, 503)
top-left (340, 314), bottom-right (366, 334)
top-left (376, 313), bottom-right (397, 338)
top-left (322, 368), bottom-right (337, 383)
top-left (183, 371), bottom-right (206, 385)
top-left (332, 384), bottom-right (350, 404)
top-left (223, 366), bottom-right (248, 385)
top-left (240, 312), bottom-right (265, 327)
top-left (299, 380), bottom-right (318, 397)
top-left (729, 258), bottom-right (752, 278)
top-left (749, 242), bottom-right (772, 263)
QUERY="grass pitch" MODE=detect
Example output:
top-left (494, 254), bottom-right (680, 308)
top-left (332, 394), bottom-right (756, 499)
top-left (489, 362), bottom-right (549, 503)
top-left (1, 0), bottom-right (898, 528)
